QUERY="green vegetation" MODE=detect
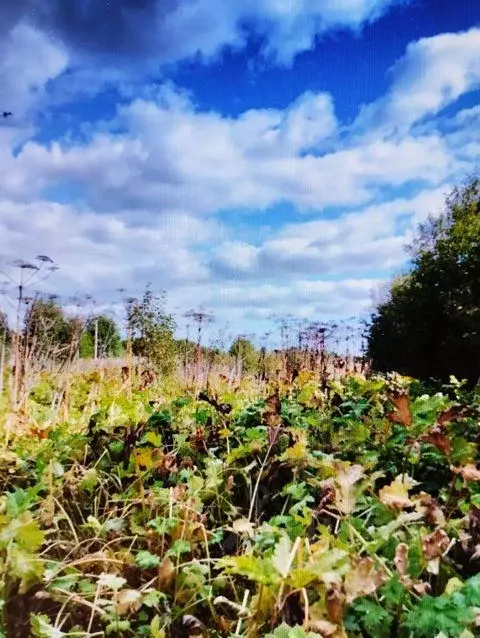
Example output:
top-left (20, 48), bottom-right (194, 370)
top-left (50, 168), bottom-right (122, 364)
top-left (79, 316), bottom-right (123, 360)
top-left (1, 369), bottom-right (480, 637)
top-left (368, 177), bottom-right (480, 385)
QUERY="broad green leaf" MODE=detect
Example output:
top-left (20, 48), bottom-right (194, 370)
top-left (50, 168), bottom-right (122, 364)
top-left (31, 615), bottom-right (66, 638)
top-left (135, 550), bottom-right (161, 569)
top-left (219, 555), bottom-right (281, 586)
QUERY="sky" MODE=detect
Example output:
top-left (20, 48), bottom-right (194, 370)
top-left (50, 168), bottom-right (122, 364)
top-left (0, 0), bottom-right (479, 342)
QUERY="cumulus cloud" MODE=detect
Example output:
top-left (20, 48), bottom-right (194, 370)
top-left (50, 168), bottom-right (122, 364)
top-left (9, 85), bottom-right (453, 218)
top-left (0, 20), bottom-right (478, 332)
top-left (0, 0), bottom-right (408, 65)
top-left (210, 186), bottom-right (449, 280)
top-left (0, 200), bottom-right (214, 298)
top-left (0, 23), bottom-right (68, 119)
top-left (355, 27), bottom-right (480, 136)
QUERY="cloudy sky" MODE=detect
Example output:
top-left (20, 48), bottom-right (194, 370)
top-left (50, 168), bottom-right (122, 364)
top-left (0, 0), bottom-right (479, 339)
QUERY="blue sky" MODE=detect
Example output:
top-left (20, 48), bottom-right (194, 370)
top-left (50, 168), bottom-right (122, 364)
top-left (0, 0), bottom-right (479, 342)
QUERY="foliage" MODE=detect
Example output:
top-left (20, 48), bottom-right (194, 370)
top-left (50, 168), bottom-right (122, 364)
top-left (230, 337), bottom-right (260, 374)
top-left (23, 297), bottom-right (78, 362)
top-left (368, 177), bottom-right (480, 385)
top-left (127, 286), bottom-right (177, 374)
top-left (79, 314), bottom-right (123, 359)
top-left (1, 368), bottom-right (480, 636)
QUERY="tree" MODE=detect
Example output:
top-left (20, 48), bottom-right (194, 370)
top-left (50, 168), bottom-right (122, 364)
top-left (368, 177), bottom-right (480, 385)
top-left (230, 337), bottom-right (259, 375)
top-left (126, 286), bottom-right (177, 374)
top-left (79, 314), bottom-right (122, 359)
top-left (23, 297), bottom-right (76, 361)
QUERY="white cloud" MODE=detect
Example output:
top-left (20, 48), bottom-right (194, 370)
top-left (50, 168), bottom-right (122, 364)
top-left (0, 22), bottom-right (478, 334)
top-left (355, 27), bottom-right (480, 136)
top-left (0, 24), bottom-right (68, 119)
top-left (159, 0), bottom-right (408, 65)
top-left (9, 84), bottom-right (454, 219)
top-left (210, 186), bottom-right (449, 280)
top-left (0, 200), bottom-right (213, 299)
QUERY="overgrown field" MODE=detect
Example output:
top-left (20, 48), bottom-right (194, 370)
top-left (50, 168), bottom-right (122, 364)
top-left (2, 370), bottom-right (480, 637)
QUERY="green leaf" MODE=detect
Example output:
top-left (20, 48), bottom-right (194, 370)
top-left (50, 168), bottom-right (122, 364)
top-left (147, 517), bottom-right (178, 534)
top-left (381, 575), bottom-right (407, 608)
top-left (264, 623), bottom-right (322, 638)
top-left (219, 555), bottom-right (281, 586)
top-left (105, 619), bottom-right (131, 635)
top-left (104, 517), bottom-right (125, 533)
top-left (167, 540), bottom-right (191, 558)
top-left (352, 599), bottom-right (393, 638)
top-left (142, 589), bottom-right (164, 608)
top-left (0, 513), bottom-right (44, 551)
top-left (135, 551), bottom-right (161, 569)
top-left (31, 615), bottom-right (66, 638)
top-left (143, 431), bottom-right (163, 447)
top-left (10, 546), bottom-right (45, 592)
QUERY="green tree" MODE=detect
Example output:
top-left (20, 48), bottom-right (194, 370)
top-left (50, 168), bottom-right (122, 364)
top-left (24, 297), bottom-right (75, 360)
top-left (368, 177), bottom-right (480, 385)
top-left (79, 315), bottom-right (122, 359)
top-left (127, 287), bottom-right (177, 374)
top-left (230, 337), bottom-right (259, 374)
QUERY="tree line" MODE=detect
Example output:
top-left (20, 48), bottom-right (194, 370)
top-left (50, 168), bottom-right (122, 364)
top-left (368, 176), bottom-right (480, 387)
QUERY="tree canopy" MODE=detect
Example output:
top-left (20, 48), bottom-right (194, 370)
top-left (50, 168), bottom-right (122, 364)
top-left (368, 177), bottom-right (480, 385)
top-left (23, 297), bottom-right (76, 361)
top-left (79, 314), bottom-right (122, 359)
top-left (127, 286), bottom-right (177, 374)
top-left (229, 337), bottom-right (259, 374)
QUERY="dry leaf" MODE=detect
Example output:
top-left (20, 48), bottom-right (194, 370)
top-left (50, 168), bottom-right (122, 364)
top-left (438, 405), bottom-right (474, 426)
top-left (412, 581), bottom-right (431, 595)
top-left (420, 426), bottom-right (452, 455)
top-left (308, 619), bottom-right (338, 637)
top-left (264, 389), bottom-right (282, 429)
top-left (326, 584), bottom-right (345, 624)
top-left (387, 392), bottom-right (412, 427)
top-left (114, 589), bottom-right (142, 615)
top-left (344, 557), bottom-right (385, 603)
top-left (413, 492), bottom-right (446, 527)
top-left (422, 529), bottom-right (450, 561)
top-left (379, 475), bottom-right (417, 509)
top-left (471, 545), bottom-right (480, 560)
top-left (333, 463), bottom-right (364, 515)
top-left (157, 555), bottom-right (175, 591)
top-left (426, 557), bottom-right (440, 575)
top-left (317, 482), bottom-right (336, 512)
top-left (232, 518), bottom-right (255, 537)
top-left (394, 543), bottom-right (409, 577)
top-left (451, 464), bottom-right (480, 482)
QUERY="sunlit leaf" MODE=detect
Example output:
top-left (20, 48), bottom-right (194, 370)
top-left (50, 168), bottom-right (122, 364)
top-left (272, 534), bottom-right (293, 578)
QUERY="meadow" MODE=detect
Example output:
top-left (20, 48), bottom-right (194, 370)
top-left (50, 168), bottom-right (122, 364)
top-left (1, 360), bottom-right (480, 638)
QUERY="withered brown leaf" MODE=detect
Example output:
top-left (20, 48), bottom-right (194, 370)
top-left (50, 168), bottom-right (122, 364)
top-left (387, 391), bottom-right (412, 427)
top-left (422, 529), bottom-right (450, 561)
top-left (326, 584), bottom-right (345, 624)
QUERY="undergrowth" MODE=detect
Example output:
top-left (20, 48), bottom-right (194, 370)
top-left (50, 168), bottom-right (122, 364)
top-left (1, 370), bottom-right (480, 637)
